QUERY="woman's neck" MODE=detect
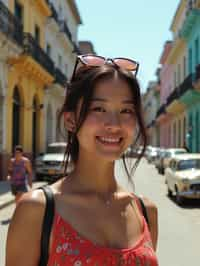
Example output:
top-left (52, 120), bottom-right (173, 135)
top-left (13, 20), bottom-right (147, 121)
top-left (69, 154), bottom-right (118, 194)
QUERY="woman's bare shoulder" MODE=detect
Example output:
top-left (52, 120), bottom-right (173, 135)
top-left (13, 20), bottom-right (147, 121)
top-left (6, 189), bottom-right (47, 266)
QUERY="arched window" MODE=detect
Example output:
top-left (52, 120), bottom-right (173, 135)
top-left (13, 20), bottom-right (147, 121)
top-left (12, 87), bottom-right (21, 150)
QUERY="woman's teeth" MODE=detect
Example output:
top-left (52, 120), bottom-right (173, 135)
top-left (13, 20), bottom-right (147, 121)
top-left (97, 137), bottom-right (121, 143)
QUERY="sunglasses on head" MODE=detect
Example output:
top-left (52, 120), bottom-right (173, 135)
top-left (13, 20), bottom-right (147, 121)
top-left (71, 54), bottom-right (139, 80)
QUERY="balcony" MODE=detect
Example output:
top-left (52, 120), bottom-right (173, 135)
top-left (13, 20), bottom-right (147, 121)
top-left (178, 74), bottom-right (194, 97)
top-left (54, 67), bottom-right (67, 87)
top-left (59, 20), bottom-right (72, 42)
top-left (156, 104), bottom-right (166, 118)
top-left (193, 64), bottom-right (200, 90)
top-left (166, 87), bottom-right (179, 106)
top-left (47, 1), bottom-right (59, 23)
top-left (23, 33), bottom-right (55, 76)
top-left (180, 7), bottom-right (200, 39)
top-left (0, 0), bottom-right (23, 45)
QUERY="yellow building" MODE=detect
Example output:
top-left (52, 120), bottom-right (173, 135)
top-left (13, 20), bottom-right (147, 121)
top-left (6, 0), bottom-right (54, 158)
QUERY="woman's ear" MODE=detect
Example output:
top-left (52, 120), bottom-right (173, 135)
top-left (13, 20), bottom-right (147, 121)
top-left (64, 112), bottom-right (76, 132)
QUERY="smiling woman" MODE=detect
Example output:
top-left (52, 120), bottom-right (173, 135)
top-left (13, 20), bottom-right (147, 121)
top-left (6, 55), bottom-right (158, 266)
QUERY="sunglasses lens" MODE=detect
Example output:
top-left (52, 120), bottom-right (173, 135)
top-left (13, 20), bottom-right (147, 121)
top-left (114, 58), bottom-right (138, 71)
top-left (81, 55), bottom-right (105, 66)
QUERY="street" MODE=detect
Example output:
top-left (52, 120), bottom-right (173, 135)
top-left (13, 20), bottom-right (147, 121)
top-left (1, 158), bottom-right (200, 266)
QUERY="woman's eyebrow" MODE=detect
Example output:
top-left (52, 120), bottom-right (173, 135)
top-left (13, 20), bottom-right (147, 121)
top-left (91, 97), bottom-right (134, 104)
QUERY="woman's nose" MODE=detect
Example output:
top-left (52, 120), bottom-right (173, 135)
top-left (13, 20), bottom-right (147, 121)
top-left (104, 113), bottom-right (121, 130)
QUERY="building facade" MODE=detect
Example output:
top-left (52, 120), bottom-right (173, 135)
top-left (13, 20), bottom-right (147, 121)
top-left (0, 0), bottom-right (82, 179)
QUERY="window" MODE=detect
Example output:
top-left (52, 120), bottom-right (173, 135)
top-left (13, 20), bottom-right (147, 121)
top-left (183, 56), bottom-right (186, 78)
top-left (35, 25), bottom-right (40, 44)
top-left (15, 1), bottom-right (24, 27)
top-left (195, 38), bottom-right (199, 65)
top-left (58, 55), bottom-right (62, 69)
top-left (46, 44), bottom-right (51, 56)
top-left (188, 48), bottom-right (193, 74)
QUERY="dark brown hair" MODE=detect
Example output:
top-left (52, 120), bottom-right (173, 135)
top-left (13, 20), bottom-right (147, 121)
top-left (58, 64), bottom-right (147, 187)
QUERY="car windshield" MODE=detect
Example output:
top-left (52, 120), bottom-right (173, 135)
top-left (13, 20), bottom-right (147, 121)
top-left (178, 159), bottom-right (200, 170)
top-left (47, 146), bottom-right (66, 154)
top-left (174, 150), bottom-right (186, 155)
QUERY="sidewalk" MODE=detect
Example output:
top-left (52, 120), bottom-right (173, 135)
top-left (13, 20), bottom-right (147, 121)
top-left (0, 181), bottom-right (47, 210)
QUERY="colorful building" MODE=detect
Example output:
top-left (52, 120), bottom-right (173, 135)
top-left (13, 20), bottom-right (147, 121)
top-left (0, 0), bottom-right (82, 179)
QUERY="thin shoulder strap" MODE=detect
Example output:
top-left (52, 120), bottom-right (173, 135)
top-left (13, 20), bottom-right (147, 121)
top-left (38, 186), bottom-right (55, 266)
top-left (137, 196), bottom-right (149, 226)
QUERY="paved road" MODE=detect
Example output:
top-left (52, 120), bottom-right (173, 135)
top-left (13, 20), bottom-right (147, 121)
top-left (116, 158), bottom-right (200, 266)
top-left (1, 159), bottom-right (200, 266)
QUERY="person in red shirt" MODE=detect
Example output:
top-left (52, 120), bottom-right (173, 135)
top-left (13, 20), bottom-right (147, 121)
top-left (6, 55), bottom-right (158, 266)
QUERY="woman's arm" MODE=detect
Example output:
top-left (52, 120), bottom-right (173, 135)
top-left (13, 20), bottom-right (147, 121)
top-left (6, 190), bottom-right (45, 266)
top-left (142, 197), bottom-right (158, 251)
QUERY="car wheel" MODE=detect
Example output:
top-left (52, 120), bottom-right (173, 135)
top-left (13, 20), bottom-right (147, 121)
top-left (167, 186), bottom-right (173, 197)
top-left (175, 191), bottom-right (184, 205)
top-left (35, 174), bottom-right (44, 181)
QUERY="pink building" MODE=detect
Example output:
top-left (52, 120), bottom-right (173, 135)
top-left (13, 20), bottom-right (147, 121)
top-left (158, 41), bottom-right (173, 148)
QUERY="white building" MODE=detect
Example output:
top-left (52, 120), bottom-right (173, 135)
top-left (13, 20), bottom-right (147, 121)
top-left (44, 0), bottom-right (82, 147)
top-left (143, 80), bottom-right (160, 147)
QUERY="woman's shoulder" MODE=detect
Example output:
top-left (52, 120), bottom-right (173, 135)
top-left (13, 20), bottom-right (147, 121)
top-left (15, 189), bottom-right (46, 221)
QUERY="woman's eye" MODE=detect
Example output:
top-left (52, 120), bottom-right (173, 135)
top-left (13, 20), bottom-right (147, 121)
top-left (90, 107), bottom-right (105, 112)
top-left (121, 109), bottom-right (134, 114)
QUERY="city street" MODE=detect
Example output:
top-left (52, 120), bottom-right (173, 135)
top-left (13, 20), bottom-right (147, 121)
top-left (1, 158), bottom-right (200, 266)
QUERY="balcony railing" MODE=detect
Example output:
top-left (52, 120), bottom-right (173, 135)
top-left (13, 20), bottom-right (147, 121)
top-left (0, 0), bottom-right (23, 45)
top-left (195, 64), bottom-right (200, 80)
top-left (166, 87), bottom-right (179, 106)
top-left (23, 33), bottom-right (55, 76)
top-left (59, 20), bottom-right (72, 42)
top-left (178, 74), bottom-right (194, 97)
top-left (47, 1), bottom-right (59, 23)
top-left (156, 104), bottom-right (166, 118)
top-left (55, 67), bottom-right (67, 86)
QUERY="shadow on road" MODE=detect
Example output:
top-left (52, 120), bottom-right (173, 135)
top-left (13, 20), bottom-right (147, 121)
top-left (0, 218), bottom-right (11, 225)
top-left (167, 195), bottom-right (200, 209)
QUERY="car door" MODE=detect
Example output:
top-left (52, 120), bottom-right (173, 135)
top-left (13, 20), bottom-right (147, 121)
top-left (167, 159), bottom-right (176, 192)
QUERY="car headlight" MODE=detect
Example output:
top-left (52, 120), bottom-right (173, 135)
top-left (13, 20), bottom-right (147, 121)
top-left (36, 161), bottom-right (44, 167)
top-left (181, 178), bottom-right (190, 184)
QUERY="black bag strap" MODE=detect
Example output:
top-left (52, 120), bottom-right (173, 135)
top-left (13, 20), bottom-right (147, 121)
top-left (38, 186), bottom-right (55, 266)
top-left (138, 197), bottom-right (149, 226)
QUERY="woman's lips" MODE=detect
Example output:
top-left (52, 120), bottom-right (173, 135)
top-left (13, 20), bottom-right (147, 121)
top-left (96, 136), bottom-right (123, 147)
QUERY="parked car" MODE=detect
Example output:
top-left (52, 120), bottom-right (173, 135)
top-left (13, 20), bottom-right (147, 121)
top-left (165, 153), bottom-right (200, 205)
top-left (154, 148), bottom-right (166, 171)
top-left (159, 148), bottom-right (188, 174)
top-left (35, 142), bottom-right (73, 183)
top-left (146, 147), bottom-right (160, 163)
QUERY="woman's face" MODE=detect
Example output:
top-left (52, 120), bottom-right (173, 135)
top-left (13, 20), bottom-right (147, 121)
top-left (76, 77), bottom-right (136, 161)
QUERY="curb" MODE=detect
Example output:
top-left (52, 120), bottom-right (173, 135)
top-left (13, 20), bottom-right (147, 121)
top-left (0, 199), bottom-right (15, 210)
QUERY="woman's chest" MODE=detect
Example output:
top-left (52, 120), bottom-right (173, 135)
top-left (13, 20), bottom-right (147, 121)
top-left (53, 200), bottom-right (142, 250)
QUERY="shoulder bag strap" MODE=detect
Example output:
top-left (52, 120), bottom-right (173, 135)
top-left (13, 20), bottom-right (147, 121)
top-left (38, 186), bottom-right (55, 266)
top-left (137, 197), bottom-right (149, 226)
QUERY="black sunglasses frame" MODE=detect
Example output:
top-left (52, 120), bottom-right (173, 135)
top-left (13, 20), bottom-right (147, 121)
top-left (71, 54), bottom-right (139, 81)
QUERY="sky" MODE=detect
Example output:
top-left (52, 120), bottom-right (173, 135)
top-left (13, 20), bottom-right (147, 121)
top-left (76, 0), bottom-right (180, 92)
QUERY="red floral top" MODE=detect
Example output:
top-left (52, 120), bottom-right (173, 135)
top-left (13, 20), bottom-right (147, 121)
top-left (47, 199), bottom-right (159, 266)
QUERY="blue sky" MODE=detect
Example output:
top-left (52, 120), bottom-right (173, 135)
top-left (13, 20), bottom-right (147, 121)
top-left (76, 0), bottom-right (180, 92)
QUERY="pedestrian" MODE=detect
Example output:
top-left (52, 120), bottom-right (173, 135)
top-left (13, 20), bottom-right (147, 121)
top-left (6, 55), bottom-right (158, 265)
top-left (182, 141), bottom-right (190, 153)
top-left (6, 145), bottom-right (32, 204)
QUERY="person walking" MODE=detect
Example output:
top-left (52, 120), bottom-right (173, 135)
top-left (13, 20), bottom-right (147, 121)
top-left (6, 55), bottom-right (158, 265)
top-left (7, 145), bottom-right (33, 204)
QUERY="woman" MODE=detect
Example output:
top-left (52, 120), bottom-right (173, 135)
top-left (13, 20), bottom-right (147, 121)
top-left (6, 55), bottom-right (158, 265)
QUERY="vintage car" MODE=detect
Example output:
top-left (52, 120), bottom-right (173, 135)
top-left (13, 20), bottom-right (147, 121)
top-left (165, 154), bottom-right (200, 205)
top-left (35, 142), bottom-right (73, 183)
top-left (159, 148), bottom-right (188, 174)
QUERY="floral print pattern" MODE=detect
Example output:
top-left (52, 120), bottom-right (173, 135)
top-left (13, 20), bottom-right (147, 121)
top-left (47, 211), bottom-right (159, 266)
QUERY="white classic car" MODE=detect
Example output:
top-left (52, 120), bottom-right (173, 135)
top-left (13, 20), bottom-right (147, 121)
top-left (35, 142), bottom-right (73, 183)
top-left (165, 153), bottom-right (200, 205)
